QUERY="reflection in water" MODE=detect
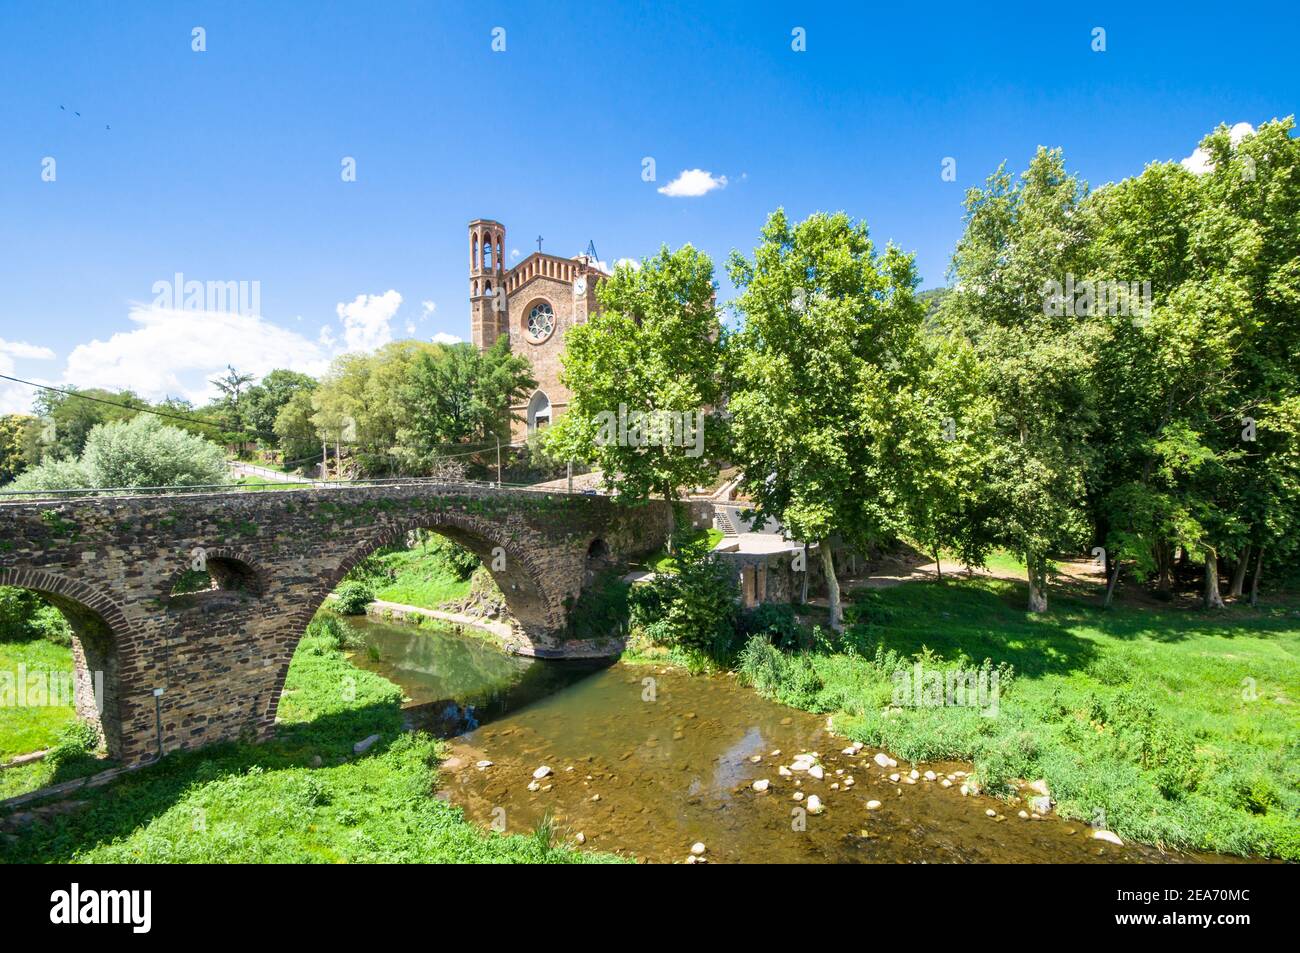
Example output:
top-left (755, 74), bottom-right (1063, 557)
top-left (346, 616), bottom-right (606, 735)
top-left (343, 617), bottom-right (1237, 865)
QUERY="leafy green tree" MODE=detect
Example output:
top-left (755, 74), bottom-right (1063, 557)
top-left (629, 534), bottom-right (738, 655)
top-left (9, 415), bottom-right (230, 491)
top-left (399, 339), bottom-right (535, 464)
top-left (940, 149), bottom-right (1098, 611)
top-left (30, 388), bottom-right (148, 462)
top-left (274, 388), bottom-right (322, 464)
top-left (0, 414), bottom-right (35, 485)
top-left (728, 209), bottom-right (927, 628)
top-left (242, 370), bottom-right (317, 446)
top-left (544, 245), bottom-right (726, 503)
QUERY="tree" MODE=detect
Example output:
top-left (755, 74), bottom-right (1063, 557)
top-left (0, 414), bottom-right (35, 485)
top-left (940, 149), bottom-right (1097, 611)
top-left (9, 415), bottom-right (230, 492)
top-left (30, 388), bottom-right (149, 462)
top-left (242, 370), bottom-right (317, 449)
top-left (399, 339), bottom-right (535, 465)
top-left (728, 209), bottom-right (927, 629)
top-left (273, 388), bottom-right (322, 464)
top-left (544, 245), bottom-right (726, 503)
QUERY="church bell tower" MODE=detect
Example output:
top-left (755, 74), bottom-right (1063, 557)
top-left (469, 219), bottom-right (507, 350)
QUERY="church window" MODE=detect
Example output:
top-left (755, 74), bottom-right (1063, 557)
top-left (527, 301), bottom-right (555, 342)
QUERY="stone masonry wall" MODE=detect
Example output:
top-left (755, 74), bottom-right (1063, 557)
top-left (0, 484), bottom-right (672, 765)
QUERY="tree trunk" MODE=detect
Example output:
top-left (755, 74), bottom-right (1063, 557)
top-left (1156, 541), bottom-right (1173, 595)
top-left (1229, 545), bottom-right (1250, 598)
top-left (1203, 549), bottom-right (1226, 609)
top-left (1103, 558), bottom-right (1121, 609)
top-left (819, 539), bottom-right (843, 632)
top-left (934, 546), bottom-right (943, 581)
top-left (1026, 553), bottom-right (1048, 613)
top-left (1250, 546), bottom-right (1264, 608)
top-left (799, 544), bottom-right (809, 604)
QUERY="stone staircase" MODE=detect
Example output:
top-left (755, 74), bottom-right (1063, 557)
top-left (714, 509), bottom-right (739, 536)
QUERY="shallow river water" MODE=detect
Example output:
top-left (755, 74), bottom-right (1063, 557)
top-left (348, 616), bottom-right (1231, 865)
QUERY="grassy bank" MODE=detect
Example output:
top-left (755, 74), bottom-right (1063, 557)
top-left (735, 577), bottom-right (1300, 860)
top-left (0, 616), bottom-right (614, 863)
top-left (0, 638), bottom-right (77, 761)
top-left (349, 544), bottom-right (474, 610)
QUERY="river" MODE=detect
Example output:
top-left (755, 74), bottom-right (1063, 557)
top-left (346, 615), bottom-right (1231, 864)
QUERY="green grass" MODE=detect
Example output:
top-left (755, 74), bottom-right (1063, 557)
top-left (234, 476), bottom-right (303, 492)
top-left (0, 620), bottom-right (619, 863)
top-left (737, 577), bottom-right (1300, 860)
top-left (0, 638), bottom-right (77, 760)
top-left (645, 527), bottom-right (724, 573)
top-left (365, 547), bottom-right (474, 610)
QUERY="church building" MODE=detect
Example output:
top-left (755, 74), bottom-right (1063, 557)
top-left (468, 219), bottom-right (609, 442)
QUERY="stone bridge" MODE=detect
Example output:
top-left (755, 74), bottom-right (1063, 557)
top-left (0, 482), bottom-right (676, 765)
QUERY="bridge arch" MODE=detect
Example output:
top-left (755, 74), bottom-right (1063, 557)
top-left (0, 568), bottom-right (127, 759)
top-left (262, 510), bottom-right (569, 729)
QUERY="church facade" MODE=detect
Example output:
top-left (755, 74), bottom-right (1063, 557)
top-left (468, 218), bottom-right (608, 442)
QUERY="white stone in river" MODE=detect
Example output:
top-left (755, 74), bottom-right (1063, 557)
top-left (866, 800), bottom-right (882, 810)
top-left (1092, 829), bottom-right (1124, 846)
top-left (842, 747), bottom-right (857, 756)
top-left (909, 769), bottom-right (920, 780)
top-left (985, 808), bottom-right (997, 817)
top-left (778, 765), bottom-right (792, 777)
top-left (690, 842), bottom-right (707, 856)
top-left (844, 777), bottom-right (855, 787)
top-left (1018, 810), bottom-right (1029, 819)
top-left (752, 779), bottom-right (770, 792)
top-left (792, 791), bottom-right (804, 801)
top-left (806, 795), bottom-right (825, 814)
top-left (960, 784), bottom-right (969, 796)
top-left (749, 755), bottom-right (762, 763)
top-left (575, 832), bottom-right (586, 845)
top-left (923, 771), bottom-right (937, 781)
top-left (873, 753), bottom-right (893, 768)
top-left (940, 779), bottom-right (952, 788)
top-left (1028, 778), bottom-right (1050, 797)
top-left (889, 773), bottom-right (900, 783)
top-left (590, 794), bottom-right (601, 801)
top-left (809, 765), bottom-right (825, 780)
top-left (532, 765), bottom-right (552, 779)
top-left (527, 781), bottom-right (540, 792)
top-left (475, 760), bottom-right (493, 769)
top-left (770, 749), bottom-right (781, 756)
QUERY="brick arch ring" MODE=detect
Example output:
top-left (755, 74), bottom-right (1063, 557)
top-left (286, 511), bottom-right (564, 639)
top-left (0, 567), bottom-right (133, 646)
top-left (157, 546), bottom-right (270, 603)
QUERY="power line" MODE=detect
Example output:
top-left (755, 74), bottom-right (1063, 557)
top-left (0, 373), bottom-right (272, 441)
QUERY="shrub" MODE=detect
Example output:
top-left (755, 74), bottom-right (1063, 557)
top-left (423, 534), bottom-right (480, 580)
top-left (629, 536), bottom-right (738, 655)
top-left (739, 603), bottom-right (805, 649)
top-left (47, 721), bottom-right (101, 766)
top-left (333, 582), bottom-right (374, 616)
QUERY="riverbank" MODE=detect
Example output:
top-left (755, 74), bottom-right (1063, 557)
top-left (726, 576), bottom-right (1300, 861)
top-left (0, 616), bottom-right (613, 863)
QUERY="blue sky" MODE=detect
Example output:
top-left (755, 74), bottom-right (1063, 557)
top-left (1, 0), bottom-right (1296, 412)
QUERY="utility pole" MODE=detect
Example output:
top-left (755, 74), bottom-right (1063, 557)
top-left (567, 460), bottom-right (573, 494)
top-left (496, 436), bottom-right (502, 487)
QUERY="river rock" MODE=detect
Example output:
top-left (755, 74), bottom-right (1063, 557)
top-left (808, 765), bottom-right (825, 780)
top-left (866, 800), bottom-right (882, 810)
top-left (475, 760), bottom-right (493, 769)
top-left (752, 779), bottom-right (770, 792)
top-left (1030, 795), bottom-right (1052, 815)
top-left (1092, 829), bottom-right (1124, 846)
top-left (690, 841), bottom-right (707, 856)
top-left (889, 773), bottom-right (900, 783)
top-left (909, 769), bottom-right (920, 780)
top-left (1028, 778), bottom-right (1050, 797)
top-left (1018, 810), bottom-right (1029, 819)
top-left (575, 832), bottom-right (586, 845)
top-left (749, 755), bottom-right (762, 763)
top-left (532, 765), bottom-right (552, 780)
top-left (778, 765), bottom-right (792, 777)
top-left (806, 795), bottom-right (825, 814)
top-left (940, 779), bottom-right (952, 788)
top-left (527, 781), bottom-right (540, 792)
top-left (923, 770), bottom-right (937, 781)
top-left (353, 734), bottom-right (380, 754)
top-left (873, 753), bottom-right (895, 768)
top-left (985, 808), bottom-right (997, 817)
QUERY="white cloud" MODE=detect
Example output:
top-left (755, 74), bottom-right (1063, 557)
top-left (431, 332), bottom-right (463, 345)
top-left (421, 300), bottom-right (436, 317)
top-left (658, 168), bottom-right (728, 197)
top-left (61, 307), bottom-right (332, 406)
top-left (335, 289), bottom-right (402, 352)
top-left (0, 339), bottom-right (57, 414)
top-left (614, 257), bottom-right (641, 272)
top-left (1181, 121), bottom-right (1255, 175)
